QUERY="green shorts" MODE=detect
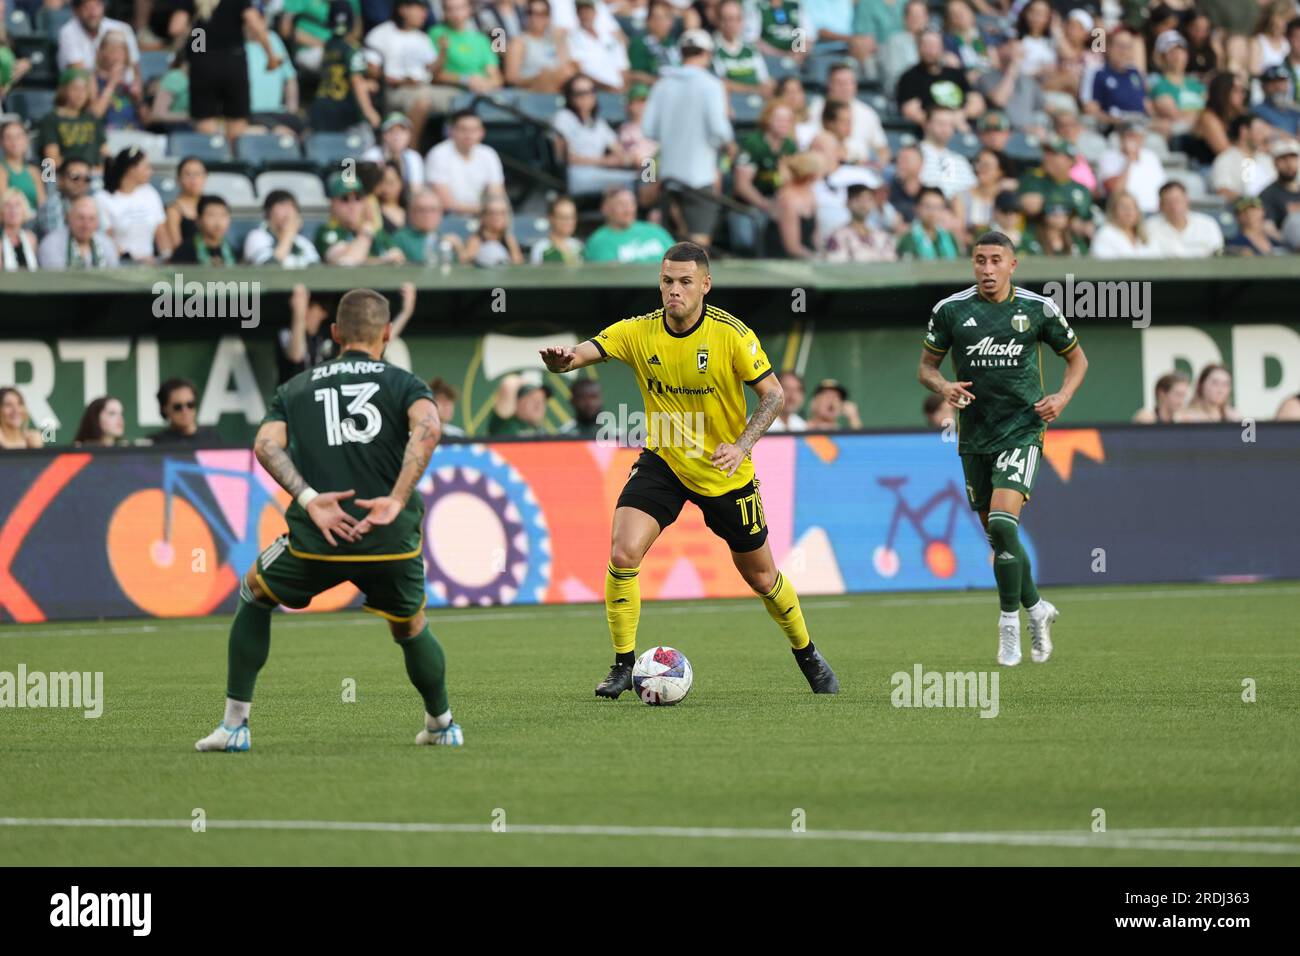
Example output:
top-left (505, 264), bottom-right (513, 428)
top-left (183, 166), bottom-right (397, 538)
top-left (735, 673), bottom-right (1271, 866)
top-left (960, 442), bottom-right (1044, 512)
top-left (255, 535), bottom-right (428, 622)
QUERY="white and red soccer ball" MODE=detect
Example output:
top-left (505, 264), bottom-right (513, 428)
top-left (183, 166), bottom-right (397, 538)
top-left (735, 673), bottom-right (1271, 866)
top-left (632, 646), bottom-right (693, 705)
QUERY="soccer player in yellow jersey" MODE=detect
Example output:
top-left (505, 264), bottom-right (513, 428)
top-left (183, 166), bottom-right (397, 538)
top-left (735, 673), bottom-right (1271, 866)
top-left (540, 242), bottom-right (839, 697)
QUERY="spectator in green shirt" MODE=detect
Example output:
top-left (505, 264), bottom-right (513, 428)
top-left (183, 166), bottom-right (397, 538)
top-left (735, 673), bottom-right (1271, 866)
top-left (1150, 31), bottom-right (1206, 136)
top-left (713, 0), bottom-right (773, 95)
top-left (316, 172), bottom-right (405, 264)
top-left (283, 0), bottom-right (362, 71)
top-left (431, 0), bottom-right (503, 93)
top-left (1017, 137), bottom-right (1094, 238)
top-left (896, 186), bottom-right (962, 259)
top-left (733, 101), bottom-right (797, 215)
top-left (1017, 202), bottom-right (1089, 256)
top-left (38, 68), bottom-right (106, 170)
top-left (391, 186), bottom-right (466, 264)
top-left (753, 0), bottom-right (804, 58)
top-left (488, 378), bottom-right (552, 436)
top-left (628, 0), bottom-right (678, 86)
top-left (584, 185), bottom-right (675, 263)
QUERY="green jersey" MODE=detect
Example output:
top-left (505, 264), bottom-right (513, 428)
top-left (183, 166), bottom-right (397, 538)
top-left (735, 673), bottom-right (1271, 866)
top-left (264, 349), bottom-right (433, 558)
top-left (309, 37), bottom-right (366, 132)
top-left (923, 285), bottom-right (1079, 455)
top-left (1018, 168), bottom-right (1094, 222)
top-left (758, 0), bottom-right (803, 50)
top-left (315, 219), bottom-right (397, 259)
top-left (713, 39), bottom-right (768, 86)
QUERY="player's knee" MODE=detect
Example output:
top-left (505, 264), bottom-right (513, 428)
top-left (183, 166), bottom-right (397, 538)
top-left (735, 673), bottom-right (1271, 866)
top-left (986, 516), bottom-right (1019, 552)
top-left (243, 567), bottom-right (271, 604)
top-left (389, 611), bottom-right (425, 641)
top-left (609, 542), bottom-right (644, 571)
top-left (745, 567), bottom-right (778, 596)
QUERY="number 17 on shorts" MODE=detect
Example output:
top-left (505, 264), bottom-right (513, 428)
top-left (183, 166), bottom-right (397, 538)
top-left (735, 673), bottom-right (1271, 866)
top-left (960, 443), bottom-right (1042, 511)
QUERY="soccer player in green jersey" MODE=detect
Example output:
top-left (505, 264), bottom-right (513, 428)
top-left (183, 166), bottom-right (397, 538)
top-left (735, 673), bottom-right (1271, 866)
top-left (917, 231), bottom-right (1089, 666)
top-left (196, 289), bottom-right (462, 751)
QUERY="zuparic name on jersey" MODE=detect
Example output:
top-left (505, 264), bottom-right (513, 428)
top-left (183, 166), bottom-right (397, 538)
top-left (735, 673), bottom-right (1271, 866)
top-left (311, 359), bottom-right (388, 379)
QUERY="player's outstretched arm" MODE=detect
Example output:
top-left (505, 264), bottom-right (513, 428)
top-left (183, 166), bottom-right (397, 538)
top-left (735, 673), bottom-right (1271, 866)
top-left (355, 398), bottom-right (441, 533)
top-left (254, 421), bottom-right (360, 545)
top-left (1035, 343), bottom-right (1088, 423)
top-left (539, 340), bottom-right (605, 373)
top-left (712, 373), bottom-right (784, 477)
top-left (918, 349), bottom-right (976, 407)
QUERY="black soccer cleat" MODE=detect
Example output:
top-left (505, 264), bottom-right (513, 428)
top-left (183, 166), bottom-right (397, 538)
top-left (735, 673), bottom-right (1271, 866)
top-left (594, 662), bottom-right (634, 699)
top-left (794, 646), bottom-right (840, 694)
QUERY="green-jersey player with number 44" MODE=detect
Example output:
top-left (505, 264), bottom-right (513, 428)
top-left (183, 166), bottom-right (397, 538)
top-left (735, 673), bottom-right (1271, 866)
top-left (917, 231), bottom-right (1089, 667)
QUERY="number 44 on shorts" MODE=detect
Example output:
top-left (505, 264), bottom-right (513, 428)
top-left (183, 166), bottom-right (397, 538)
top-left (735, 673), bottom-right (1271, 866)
top-left (994, 447), bottom-right (1027, 483)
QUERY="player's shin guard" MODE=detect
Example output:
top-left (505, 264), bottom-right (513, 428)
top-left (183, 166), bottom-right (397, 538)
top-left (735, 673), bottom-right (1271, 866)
top-left (1018, 537), bottom-right (1041, 609)
top-left (605, 563), bottom-right (641, 658)
top-left (226, 578), bottom-right (274, 703)
top-left (397, 625), bottom-right (450, 719)
top-left (987, 511), bottom-right (1023, 613)
top-left (760, 571), bottom-right (811, 650)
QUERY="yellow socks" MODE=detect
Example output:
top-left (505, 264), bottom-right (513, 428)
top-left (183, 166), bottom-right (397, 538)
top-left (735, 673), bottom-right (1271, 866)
top-left (761, 571), bottom-right (810, 650)
top-left (605, 564), bottom-right (641, 654)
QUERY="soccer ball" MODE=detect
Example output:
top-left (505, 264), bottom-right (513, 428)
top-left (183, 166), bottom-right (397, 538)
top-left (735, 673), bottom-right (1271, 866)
top-left (632, 646), bottom-right (693, 705)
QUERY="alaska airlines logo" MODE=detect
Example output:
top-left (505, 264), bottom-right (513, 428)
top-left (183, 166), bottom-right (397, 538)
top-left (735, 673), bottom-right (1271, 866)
top-left (964, 336), bottom-right (1025, 357)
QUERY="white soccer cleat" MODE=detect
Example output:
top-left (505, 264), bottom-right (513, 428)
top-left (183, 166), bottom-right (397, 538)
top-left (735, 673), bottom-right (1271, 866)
top-left (997, 620), bottom-right (1022, 667)
top-left (195, 722), bottom-right (250, 752)
top-left (415, 722), bottom-right (464, 747)
top-left (1028, 600), bottom-right (1058, 663)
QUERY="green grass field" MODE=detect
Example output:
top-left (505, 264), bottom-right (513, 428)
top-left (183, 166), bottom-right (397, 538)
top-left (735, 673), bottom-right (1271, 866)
top-left (2, 582), bottom-right (1298, 866)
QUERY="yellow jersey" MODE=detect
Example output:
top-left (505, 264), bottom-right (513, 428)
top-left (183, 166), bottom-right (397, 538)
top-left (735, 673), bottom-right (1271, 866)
top-left (590, 303), bottom-right (774, 496)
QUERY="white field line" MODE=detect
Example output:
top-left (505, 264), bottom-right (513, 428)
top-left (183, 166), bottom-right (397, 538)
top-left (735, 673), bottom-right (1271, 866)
top-left (0, 817), bottom-right (1297, 855)
top-left (7, 584), bottom-right (1298, 640)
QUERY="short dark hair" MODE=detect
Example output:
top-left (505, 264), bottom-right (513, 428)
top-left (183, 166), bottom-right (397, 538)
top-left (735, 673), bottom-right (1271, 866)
top-left (822, 100), bottom-right (849, 126)
top-left (547, 194), bottom-right (575, 214)
top-left (157, 378), bottom-right (197, 416)
top-left (58, 157), bottom-right (90, 176)
top-left (335, 288), bottom-right (391, 345)
top-left (1158, 180), bottom-right (1186, 199)
top-left (826, 62), bottom-right (856, 83)
top-left (972, 230), bottom-right (1015, 251)
top-left (449, 109), bottom-right (480, 126)
top-left (1227, 113), bottom-right (1256, 141)
top-left (846, 183), bottom-right (872, 201)
top-left (197, 195), bottom-right (229, 217)
top-left (1287, 16), bottom-right (1300, 38)
top-left (663, 241), bottom-right (710, 270)
top-left (917, 186), bottom-right (947, 205)
top-left (263, 189), bottom-right (299, 215)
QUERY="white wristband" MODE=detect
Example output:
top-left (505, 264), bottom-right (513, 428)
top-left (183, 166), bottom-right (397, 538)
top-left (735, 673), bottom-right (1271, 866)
top-left (297, 488), bottom-right (319, 509)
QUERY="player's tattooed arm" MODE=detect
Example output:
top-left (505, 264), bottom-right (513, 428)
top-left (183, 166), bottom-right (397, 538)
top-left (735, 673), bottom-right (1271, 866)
top-left (713, 374), bottom-right (783, 476)
top-left (355, 399), bottom-right (441, 533)
top-left (254, 421), bottom-right (308, 498)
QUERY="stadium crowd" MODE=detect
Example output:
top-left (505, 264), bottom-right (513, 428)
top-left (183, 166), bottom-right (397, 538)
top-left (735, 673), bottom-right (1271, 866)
top-left (2, 0), bottom-right (1300, 268)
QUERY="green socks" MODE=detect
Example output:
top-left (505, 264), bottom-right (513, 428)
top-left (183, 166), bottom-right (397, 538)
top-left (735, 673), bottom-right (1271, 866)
top-left (226, 591), bottom-right (273, 703)
top-left (397, 625), bottom-right (449, 718)
top-left (987, 511), bottom-right (1025, 614)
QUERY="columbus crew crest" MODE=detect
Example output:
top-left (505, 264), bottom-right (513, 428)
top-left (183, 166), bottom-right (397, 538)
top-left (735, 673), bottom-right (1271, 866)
top-left (697, 348), bottom-right (709, 372)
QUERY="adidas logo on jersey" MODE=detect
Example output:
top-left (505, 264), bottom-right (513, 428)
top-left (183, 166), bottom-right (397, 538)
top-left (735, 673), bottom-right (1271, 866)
top-left (648, 354), bottom-right (662, 365)
top-left (963, 317), bottom-right (977, 327)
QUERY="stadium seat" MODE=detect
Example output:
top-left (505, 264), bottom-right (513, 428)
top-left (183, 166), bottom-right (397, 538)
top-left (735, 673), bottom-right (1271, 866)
top-left (36, 5), bottom-right (72, 38)
top-left (859, 91), bottom-right (890, 116)
top-left (5, 6), bottom-right (34, 36)
top-left (235, 133), bottom-right (305, 170)
top-left (106, 129), bottom-right (168, 163)
top-left (1165, 168), bottom-right (1208, 201)
top-left (138, 50), bottom-right (170, 85)
top-left (151, 173), bottom-right (180, 206)
top-left (512, 214), bottom-right (549, 250)
top-left (515, 91), bottom-right (563, 124)
top-left (456, 90), bottom-right (523, 124)
top-left (206, 171), bottom-right (258, 206)
top-left (950, 131), bottom-right (980, 160)
top-left (304, 131), bottom-right (368, 171)
top-left (886, 129), bottom-right (918, 155)
top-left (1004, 132), bottom-right (1043, 165)
top-left (440, 214), bottom-right (474, 241)
top-left (226, 217), bottom-right (260, 256)
top-left (763, 52), bottom-right (801, 82)
top-left (10, 36), bottom-right (56, 86)
top-left (169, 131), bottom-right (233, 163)
top-left (730, 91), bottom-right (766, 128)
top-left (595, 91), bottom-right (626, 126)
top-left (5, 89), bottom-right (55, 123)
top-left (300, 215), bottom-right (326, 239)
top-left (254, 170), bottom-right (328, 208)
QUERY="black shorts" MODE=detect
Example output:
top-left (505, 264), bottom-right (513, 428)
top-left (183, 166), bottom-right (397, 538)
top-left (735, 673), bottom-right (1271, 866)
top-left (190, 48), bottom-right (251, 121)
top-left (617, 449), bottom-right (769, 553)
